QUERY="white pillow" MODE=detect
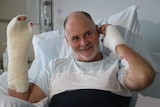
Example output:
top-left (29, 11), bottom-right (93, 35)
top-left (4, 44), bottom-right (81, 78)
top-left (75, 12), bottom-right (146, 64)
top-left (28, 5), bottom-right (158, 83)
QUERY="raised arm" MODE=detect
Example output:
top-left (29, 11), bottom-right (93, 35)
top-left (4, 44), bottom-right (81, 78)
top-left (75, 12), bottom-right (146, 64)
top-left (116, 44), bottom-right (155, 91)
top-left (7, 15), bottom-right (46, 103)
top-left (99, 24), bottom-right (155, 91)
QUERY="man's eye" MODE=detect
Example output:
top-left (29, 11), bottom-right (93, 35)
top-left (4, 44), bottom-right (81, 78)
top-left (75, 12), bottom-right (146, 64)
top-left (86, 31), bottom-right (92, 37)
top-left (72, 36), bottom-right (79, 41)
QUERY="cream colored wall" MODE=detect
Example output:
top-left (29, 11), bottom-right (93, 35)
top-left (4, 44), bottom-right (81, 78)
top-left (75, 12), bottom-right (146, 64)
top-left (0, 0), bottom-right (27, 59)
top-left (53, 0), bottom-right (160, 65)
top-left (0, 0), bottom-right (39, 59)
top-left (0, 0), bottom-right (160, 66)
top-left (0, 22), bottom-right (7, 59)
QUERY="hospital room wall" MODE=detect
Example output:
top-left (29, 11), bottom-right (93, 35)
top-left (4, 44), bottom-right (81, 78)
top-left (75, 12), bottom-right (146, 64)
top-left (53, 0), bottom-right (160, 66)
top-left (0, 0), bottom-right (38, 60)
top-left (0, 0), bottom-right (26, 65)
top-left (0, 0), bottom-right (160, 65)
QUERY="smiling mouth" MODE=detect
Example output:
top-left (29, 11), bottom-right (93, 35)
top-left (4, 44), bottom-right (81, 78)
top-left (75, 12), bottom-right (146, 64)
top-left (79, 45), bottom-right (93, 52)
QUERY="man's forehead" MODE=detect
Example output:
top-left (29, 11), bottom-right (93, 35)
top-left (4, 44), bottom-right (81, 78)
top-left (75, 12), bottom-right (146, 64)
top-left (64, 11), bottom-right (96, 37)
top-left (67, 12), bottom-right (91, 23)
top-left (68, 11), bottom-right (84, 18)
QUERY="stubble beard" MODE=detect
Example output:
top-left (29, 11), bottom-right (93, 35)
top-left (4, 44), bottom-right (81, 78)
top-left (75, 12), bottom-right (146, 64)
top-left (72, 45), bottom-right (100, 62)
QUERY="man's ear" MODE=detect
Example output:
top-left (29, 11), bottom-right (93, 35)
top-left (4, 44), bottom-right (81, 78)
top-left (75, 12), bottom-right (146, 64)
top-left (65, 35), bottom-right (70, 46)
top-left (96, 25), bottom-right (100, 37)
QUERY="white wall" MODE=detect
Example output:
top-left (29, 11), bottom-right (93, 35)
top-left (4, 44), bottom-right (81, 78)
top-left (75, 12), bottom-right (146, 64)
top-left (0, 0), bottom-right (27, 59)
top-left (0, 0), bottom-right (160, 65)
top-left (53, 0), bottom-right (160, 65)
top-left (0, 0), bottom-right (39, 59)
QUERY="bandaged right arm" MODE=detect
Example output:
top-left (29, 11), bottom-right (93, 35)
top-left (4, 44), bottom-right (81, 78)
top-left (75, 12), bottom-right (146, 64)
top-left (103, 25), bottom-right (155, 91)
top-left (103, 25), bottom-right (126, 53)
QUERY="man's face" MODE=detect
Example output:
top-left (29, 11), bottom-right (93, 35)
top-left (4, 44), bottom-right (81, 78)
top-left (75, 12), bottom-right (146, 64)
top-left (65, 13), bottom-right (100, 62)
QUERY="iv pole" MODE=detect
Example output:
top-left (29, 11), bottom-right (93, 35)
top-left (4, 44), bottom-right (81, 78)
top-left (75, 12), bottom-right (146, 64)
top-left (39, 0), bottom-right (53, 33)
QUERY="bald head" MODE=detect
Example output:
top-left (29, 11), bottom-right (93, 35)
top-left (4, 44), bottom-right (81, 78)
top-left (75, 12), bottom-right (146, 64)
top-left (63, 11), bottom-right (95, 29)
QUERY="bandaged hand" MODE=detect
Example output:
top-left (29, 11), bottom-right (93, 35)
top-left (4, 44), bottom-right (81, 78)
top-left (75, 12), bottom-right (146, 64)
top-left (7, 15), bottom-right (33, 93)
top-left (102, 25), bottom-right (126, 53)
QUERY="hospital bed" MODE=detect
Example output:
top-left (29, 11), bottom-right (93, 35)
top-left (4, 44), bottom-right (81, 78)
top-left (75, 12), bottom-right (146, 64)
top-left (0, 5), bottom-right (160, 107)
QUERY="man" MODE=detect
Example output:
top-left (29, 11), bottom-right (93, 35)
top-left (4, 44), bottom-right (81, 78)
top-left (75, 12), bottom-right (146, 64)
top-left (7, 11), bottom-right (155, 107)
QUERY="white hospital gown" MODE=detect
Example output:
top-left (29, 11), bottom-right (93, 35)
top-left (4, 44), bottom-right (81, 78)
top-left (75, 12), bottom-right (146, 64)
top-left (35, 54), bottom-right (131, 99)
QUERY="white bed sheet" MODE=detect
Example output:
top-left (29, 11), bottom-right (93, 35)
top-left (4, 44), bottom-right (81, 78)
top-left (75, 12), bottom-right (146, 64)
top-left (0, 72), bottom-right (49, 107)
top-left (0, 72), bottom-right (160, 107)
top-left (129, 73), bottom-right (160, 107)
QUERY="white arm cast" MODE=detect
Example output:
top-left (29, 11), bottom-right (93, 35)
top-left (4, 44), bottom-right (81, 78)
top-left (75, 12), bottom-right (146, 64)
top-left (7, 15), bottom-right (33, 93)
top-left (103, 25), bottom-right (126, 53)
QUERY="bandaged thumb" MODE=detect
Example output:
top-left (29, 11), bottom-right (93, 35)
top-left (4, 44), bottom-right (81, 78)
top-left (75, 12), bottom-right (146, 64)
top-left (103, 25), bottom-right (125, 53)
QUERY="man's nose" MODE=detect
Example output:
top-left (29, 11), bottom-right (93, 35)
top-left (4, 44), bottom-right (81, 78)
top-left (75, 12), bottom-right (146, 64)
top-left (80, 38), bottom-right (88, 46)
